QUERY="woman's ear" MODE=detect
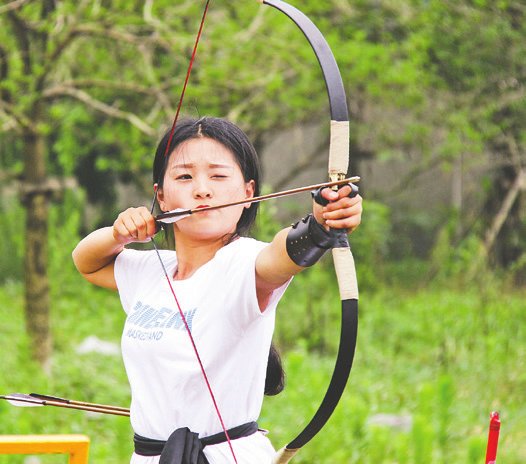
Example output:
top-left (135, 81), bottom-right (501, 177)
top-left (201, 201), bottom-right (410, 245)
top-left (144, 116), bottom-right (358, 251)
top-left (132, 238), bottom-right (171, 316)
top-left (244, 180), bottom-right (255, 208)
top-left (156, 184), bottom-right (166, 212)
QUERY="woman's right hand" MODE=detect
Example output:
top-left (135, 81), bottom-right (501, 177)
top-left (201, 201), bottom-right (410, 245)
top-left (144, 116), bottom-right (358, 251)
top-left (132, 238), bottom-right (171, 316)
top-left (112, 207), bottom-right (158, 245)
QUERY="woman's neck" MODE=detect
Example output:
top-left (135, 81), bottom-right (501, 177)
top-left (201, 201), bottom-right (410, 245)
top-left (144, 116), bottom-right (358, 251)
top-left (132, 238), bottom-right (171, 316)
top-left (172, 233), bottom-right (235, 280)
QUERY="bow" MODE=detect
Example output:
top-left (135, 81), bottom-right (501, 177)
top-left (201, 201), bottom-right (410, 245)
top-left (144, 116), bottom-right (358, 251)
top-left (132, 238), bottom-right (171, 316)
top-left (258, 2), bottom-right (359, 463)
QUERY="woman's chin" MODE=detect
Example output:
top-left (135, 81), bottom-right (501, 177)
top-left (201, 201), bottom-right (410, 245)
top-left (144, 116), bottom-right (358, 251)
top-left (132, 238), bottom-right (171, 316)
top-left (176, 223), bottom-right (236, 242)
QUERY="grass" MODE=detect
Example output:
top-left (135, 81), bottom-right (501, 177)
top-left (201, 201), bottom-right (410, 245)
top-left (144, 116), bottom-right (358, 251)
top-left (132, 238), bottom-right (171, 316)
top-left (0, 270), bottom-right (525, 463)
top-left (264, 282), bottom-right (526, 463)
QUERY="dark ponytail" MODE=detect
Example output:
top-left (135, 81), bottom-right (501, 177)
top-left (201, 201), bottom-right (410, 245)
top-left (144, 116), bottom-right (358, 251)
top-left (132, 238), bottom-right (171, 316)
top-left (264, 342), bottom-right (285, 396)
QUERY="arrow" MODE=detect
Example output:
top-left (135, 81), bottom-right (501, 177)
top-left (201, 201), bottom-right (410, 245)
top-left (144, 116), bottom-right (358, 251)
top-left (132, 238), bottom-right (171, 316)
top-left (0, 393), bottom-right (130, 417)
top-left (156, 176), bottom-right (360, 224)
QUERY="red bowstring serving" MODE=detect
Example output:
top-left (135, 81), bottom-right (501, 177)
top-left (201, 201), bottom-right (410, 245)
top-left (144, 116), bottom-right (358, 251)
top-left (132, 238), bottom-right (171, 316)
top-left (151, 1), bottom-right (238, 462)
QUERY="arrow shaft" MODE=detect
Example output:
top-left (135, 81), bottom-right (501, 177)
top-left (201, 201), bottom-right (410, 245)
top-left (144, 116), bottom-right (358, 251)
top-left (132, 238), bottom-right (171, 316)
top-left (43, 399), bottom-right (130, 416)
top-left (29, 393), bottom-right (129, 413)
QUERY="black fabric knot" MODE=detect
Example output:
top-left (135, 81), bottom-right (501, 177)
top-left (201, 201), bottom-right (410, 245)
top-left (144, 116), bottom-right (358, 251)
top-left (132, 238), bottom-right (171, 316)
top-left (160, 427), bottom-right (208, 464)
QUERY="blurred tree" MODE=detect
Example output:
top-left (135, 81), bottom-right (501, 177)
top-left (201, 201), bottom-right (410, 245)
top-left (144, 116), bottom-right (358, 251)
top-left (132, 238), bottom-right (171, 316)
top-left (0, 0), bottom-right (384, 368)
top-left (2, 0), bottom-right (524, 367)
top-left (415, 0), bottom-right (526, 272)
top-left (0, 0), bottom-right (173, 368)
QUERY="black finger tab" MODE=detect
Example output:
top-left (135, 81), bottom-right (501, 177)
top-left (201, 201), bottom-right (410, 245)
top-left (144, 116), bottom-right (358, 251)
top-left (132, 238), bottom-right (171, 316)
top-left (311, 183), bottom-right (359, 206)
top-left (349, 183), bottom-right (359, 198)
top-left (311, 187), bottom-right (330, 206)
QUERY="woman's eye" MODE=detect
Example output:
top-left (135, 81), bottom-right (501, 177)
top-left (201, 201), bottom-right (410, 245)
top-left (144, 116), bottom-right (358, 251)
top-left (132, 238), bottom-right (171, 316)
top-left (176, 174), bottom-right (192, 180)
top-left (212, 174), bottom-right (227, 179)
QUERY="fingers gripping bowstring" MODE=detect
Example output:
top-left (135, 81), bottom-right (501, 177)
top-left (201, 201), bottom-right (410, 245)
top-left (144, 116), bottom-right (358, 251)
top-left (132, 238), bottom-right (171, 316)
top-left (148, 1), bottom-right (239, 462)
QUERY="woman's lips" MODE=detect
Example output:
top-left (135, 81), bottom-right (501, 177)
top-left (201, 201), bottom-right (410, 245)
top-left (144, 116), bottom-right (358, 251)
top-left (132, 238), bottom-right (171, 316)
top-left (195, 205), bottom-right (210, 209)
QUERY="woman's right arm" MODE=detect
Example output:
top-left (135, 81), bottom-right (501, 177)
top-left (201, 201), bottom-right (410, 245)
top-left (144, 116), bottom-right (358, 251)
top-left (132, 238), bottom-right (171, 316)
top-left (72, 227), bottom-right (123, 290)
top-left (72, 207), bottom-right (157, 290)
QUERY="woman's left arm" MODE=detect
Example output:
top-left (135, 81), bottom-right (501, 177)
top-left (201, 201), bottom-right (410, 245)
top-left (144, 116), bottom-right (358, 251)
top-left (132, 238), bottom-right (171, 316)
top-left (255, 185), bottom-right (362, 310)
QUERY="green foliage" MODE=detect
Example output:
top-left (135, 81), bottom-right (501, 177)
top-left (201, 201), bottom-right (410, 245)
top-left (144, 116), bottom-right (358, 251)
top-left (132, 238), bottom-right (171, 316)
top-left (429, 216), bottom-right (484, 280)
top-left (253, 186), bottom-right (281, 243)
top-left (274, 257), bottom-right (341, 353)
top-left (2, 0), bottom-right (525, 267)
top-left (262, 282), bottom-right (526, 462)
top-left (0, 280), bottom-right (131, 464)
top-left (351, 200), bottom-right (392, 290)
top-left (48, 191), bottom-right (86, 290)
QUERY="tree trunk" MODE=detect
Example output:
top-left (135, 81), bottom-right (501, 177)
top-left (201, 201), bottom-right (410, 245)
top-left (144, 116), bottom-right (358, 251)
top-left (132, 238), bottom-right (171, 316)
top-left (468, 166), bottom-right (526, 280)
top-left (484, 167), bottom-right (526, 256)
top-left (451, 153), bottom-right (463, 240)
top-left (22, 123), bottom-right (52, 371)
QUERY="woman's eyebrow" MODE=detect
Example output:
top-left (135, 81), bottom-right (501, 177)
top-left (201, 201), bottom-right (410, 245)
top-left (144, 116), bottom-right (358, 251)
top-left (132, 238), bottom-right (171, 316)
top-left (172, 163), bottom-right (194, 169)
top-left (208, 163), bottom-right (233, 169)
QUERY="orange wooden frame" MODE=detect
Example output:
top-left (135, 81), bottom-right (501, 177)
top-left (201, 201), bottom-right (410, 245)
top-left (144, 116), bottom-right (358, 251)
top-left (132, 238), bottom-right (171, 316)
top-left (0, 435), bottom-right (90, 463)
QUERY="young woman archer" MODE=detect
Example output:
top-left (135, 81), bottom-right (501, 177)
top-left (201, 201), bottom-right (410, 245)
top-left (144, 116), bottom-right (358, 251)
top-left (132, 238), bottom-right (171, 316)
top-left (73, 117), bottom-right (362, 464)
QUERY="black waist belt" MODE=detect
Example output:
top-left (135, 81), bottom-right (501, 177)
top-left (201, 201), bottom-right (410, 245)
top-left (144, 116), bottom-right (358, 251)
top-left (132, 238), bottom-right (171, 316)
top-left (134, 421), bottom-right (258, 464)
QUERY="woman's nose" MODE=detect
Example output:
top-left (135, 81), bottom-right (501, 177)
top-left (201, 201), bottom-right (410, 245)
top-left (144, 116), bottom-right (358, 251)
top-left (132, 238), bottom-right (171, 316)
top-left (193, 179), bottom-right (212, 199)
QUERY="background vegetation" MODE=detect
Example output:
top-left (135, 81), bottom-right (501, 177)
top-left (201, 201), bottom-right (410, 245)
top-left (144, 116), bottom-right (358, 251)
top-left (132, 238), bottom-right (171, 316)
top-left (0, 0), bottom-right (525, 462)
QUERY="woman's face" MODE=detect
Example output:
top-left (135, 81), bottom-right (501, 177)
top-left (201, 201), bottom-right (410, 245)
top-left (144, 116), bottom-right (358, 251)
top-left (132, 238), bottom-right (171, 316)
top-left (157, 137), bottom-right (255, 241)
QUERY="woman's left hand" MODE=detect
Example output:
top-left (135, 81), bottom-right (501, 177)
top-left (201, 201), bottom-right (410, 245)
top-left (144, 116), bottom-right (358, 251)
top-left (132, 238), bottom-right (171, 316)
top-left (312, 184), bottom-right (362, 233)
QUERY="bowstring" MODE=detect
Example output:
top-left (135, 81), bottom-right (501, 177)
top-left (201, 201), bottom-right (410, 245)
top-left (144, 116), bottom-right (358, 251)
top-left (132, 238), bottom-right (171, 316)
top-left (149, 1), bottom-right (238, 462)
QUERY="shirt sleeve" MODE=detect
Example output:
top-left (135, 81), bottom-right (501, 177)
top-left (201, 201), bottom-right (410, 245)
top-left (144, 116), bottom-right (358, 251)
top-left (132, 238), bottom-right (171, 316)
top-left (219, 238), bottom-right (291, 328)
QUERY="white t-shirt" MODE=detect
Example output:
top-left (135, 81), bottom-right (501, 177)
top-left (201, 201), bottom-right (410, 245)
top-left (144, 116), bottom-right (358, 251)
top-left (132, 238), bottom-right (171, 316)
top-left (114, 237), bottom-right (289, 463)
